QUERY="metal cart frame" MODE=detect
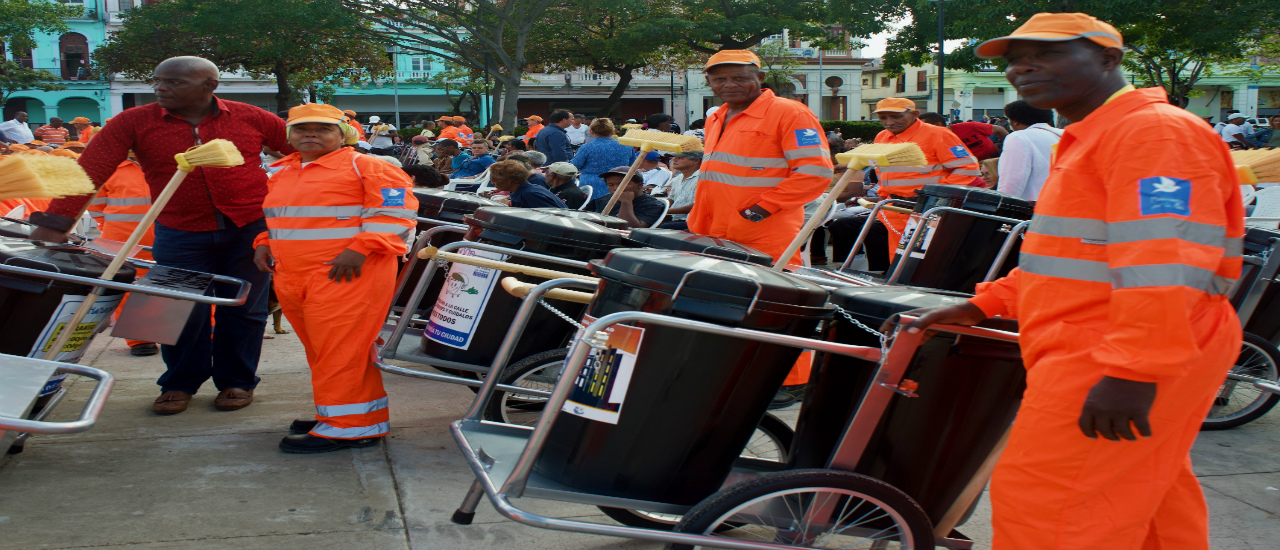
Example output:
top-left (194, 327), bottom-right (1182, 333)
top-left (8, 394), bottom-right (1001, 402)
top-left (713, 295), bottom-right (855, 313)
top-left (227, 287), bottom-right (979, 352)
top-left (1, 360), bottom-right (115, 449)
top-left (440, 277), bottom-right (1019, 550)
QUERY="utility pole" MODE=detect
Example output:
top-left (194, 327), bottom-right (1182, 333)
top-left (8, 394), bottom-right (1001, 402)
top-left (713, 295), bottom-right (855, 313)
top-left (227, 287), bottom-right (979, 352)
top-left (930, 0), bottom-right (947, 116)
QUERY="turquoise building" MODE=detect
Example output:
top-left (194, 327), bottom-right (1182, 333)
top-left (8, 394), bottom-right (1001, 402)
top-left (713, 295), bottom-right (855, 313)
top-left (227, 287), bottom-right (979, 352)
top-left (2, 0), bottom-right (112, 125)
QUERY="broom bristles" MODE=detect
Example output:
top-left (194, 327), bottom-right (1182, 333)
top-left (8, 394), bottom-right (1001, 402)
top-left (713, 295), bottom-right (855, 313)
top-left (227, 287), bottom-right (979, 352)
top-left (616, 129), bottom-right (704, 153)
top-left (836, 142), bottom-right (927, 169)
top-left (1233, 149), bottom-right (1280, 182)
top-left (178, 139), bottom-right (245, 169)
top-left (0, 155), bottom-right (95, 200)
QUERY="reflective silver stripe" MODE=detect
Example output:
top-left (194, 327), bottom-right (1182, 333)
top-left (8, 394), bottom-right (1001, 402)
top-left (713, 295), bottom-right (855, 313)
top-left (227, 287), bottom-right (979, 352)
top-left (1030, 215), bottom-right (1107, 242)
top-left (104, 213), bottom-right (147, 222)
top-left (1111, 264), bottom-right (1234, 295)
top-left (705, 151), bottom-right (790, 168)
top-left (1224, 237), bottom-right (1243, 258)
top-left (316, 396), bottom-right (389, 418)
top-left (1020, 253), bottom-right (1110, 283)
top-left (88, 197), bottom-right (108, 205)
top-left (363, 223), bottom-right (414, 246)
top-left (952, 169), bottom-right (982, 176)
top-left (361, 208), bottom-right (416, 219)
top-left (794, 164), bottom-right (834, 178)
top-left (1107, 218), bottom-right (1226, 248)
top-left (105, 197), bottom-right (151, 206)
top-left (268, 227), bottom-right (361, 240)
top-left (310, 421), bottom-right (389, 439)
top-left (263, 206), bottom-right (363, 219)
top-left (940, 156), bottom-right (978, 169)
top-left (784, 148), bottom-right (829, 161)
top-left (877, 165), bottom-right (937, 174)
top-left (703, 173), bottom-right (787, 188)
top-left (88, 211), bottom-right (104, 218)
top-left (880, 176), bottom-right (941, 187)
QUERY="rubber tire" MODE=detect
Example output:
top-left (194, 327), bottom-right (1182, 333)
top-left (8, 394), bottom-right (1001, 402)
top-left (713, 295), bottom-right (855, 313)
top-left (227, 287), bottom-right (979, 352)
top-left (482, 348), bottom-right (568, 425)
top-left (666, 469), bottom-right (934, 550)
top-left (599, 412), bottom-right (796, 530)
top-left (1202, 332), bottom-right (1280, 430)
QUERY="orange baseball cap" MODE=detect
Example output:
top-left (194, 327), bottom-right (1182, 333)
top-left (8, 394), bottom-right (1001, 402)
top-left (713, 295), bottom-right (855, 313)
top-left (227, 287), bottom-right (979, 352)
top-left (70, 117), bottom-right (92, 124)
top-left (9, 144), bottom-right (29, 150)
top-left (436, 115), bottom-right (452, 121)
top-left (63, 141), bottom-right (84, 147)
top-left (452, 116), bottom-right (466, 122)
top-left (27, 140), bottom-right (45, 146)
top-left (704, 49), bottom-right (761, 71)
top-left (873, 98), bottom-right (917, 113)
top-left (975, 12), bottom-right (1123, 59)
top-left (525, 115), bottom-right (543, 122)
top-left (286, 103), bottom-right (345, 126)
top-left (342, 109), bottom-right (358, 117)
top-left (50, 148), bottom-right (79, 159)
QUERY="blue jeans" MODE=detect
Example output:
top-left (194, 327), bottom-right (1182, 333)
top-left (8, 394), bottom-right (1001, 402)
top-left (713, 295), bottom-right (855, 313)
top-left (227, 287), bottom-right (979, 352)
top-left (151, 217), bottom-right (270, 394)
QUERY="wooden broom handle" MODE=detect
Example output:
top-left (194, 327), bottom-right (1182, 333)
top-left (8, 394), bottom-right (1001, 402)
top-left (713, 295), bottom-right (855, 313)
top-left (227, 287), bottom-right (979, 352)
top-left (771, 167), bottom-right (860, 271)
top-left (418, 246), bottom-right (599, 283)
top-left (858, 197), bottom-right (914, 214)
top-left (601, 144), bottom-right (652, 215)
top-left (501, 276), bottom-right (596, 304)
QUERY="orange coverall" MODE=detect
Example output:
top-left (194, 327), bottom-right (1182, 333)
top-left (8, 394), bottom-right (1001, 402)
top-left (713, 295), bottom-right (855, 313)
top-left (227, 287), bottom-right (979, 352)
top-left (458, 124), bottom-right (475, 145)
top-left (872, 120), bottom-right (979, 259)
top-left (0, 197), bottom-right (51, 219)
top-left (524, 123), bottom-right (545, 144)
top-left (87, 161), bottom-right (155, 347)
top-left (437, 125), bottom-right (462, 144)
top-left (689, 89), bottom-right (833, 385)
top-left (257, 147), bottom-right (418, 439)
top-left (967, 88), bottom-right (1243, 550)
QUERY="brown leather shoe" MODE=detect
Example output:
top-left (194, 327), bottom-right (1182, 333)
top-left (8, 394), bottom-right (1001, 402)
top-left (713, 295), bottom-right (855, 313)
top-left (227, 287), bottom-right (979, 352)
top-left (152, 391), bottom-right (192, 415)
top-left (213, 388), bottom-right (254, 411)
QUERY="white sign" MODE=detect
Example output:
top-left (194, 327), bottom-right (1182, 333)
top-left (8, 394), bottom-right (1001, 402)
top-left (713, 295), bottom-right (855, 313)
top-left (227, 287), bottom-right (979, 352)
top-left (424, 248), bottom-right (507, 350)
top-left (28, 293), bottom-right (123, 395)
top-left (563, 316), bottom-right (643, 425)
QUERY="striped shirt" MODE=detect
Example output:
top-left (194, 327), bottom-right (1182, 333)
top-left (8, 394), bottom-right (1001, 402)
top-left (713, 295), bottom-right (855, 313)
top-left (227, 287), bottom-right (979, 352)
top-left (34, 125), bottom-right (69, 145)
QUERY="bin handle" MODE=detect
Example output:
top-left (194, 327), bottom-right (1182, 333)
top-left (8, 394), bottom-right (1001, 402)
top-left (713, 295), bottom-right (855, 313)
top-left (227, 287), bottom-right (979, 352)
top-left (670, 268), bottom-right (763, 317)
top-left (0, 263), bottom-right (250, 307)
top-left (0, 363), bottom-right (114, 434)
top-left (501, 276), bottom-right (596, 304)
top-left (858, 197), bottom-right (913, 214)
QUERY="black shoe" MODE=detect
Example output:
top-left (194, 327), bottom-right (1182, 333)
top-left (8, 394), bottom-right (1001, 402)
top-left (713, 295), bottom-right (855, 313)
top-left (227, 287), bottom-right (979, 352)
top-left (279, 433), bottom-right (382, 454)
top-left (768, 384), bottom-right (807, 410)
top-left (289, 419), bottom-right (318, 434)
top-left (130, 343), bottom-right (160, 356)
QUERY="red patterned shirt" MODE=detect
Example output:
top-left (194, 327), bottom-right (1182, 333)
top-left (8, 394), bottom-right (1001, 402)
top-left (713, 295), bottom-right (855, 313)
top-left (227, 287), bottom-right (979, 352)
top-left (33, 125), bottom-right (69, 145)
top-left (43, 97), bottom-right (290, 231)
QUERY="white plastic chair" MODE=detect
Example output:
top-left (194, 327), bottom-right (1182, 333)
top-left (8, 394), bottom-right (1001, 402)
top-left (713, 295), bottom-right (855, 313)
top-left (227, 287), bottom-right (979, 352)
top-left (800, 194), bottom-right (842, 268)
top-left (1246, 186), bottom-right (1280, 229)
top-left (578, 184), bottom-right (594, 211)
top-left (4, 205), bottom-right (26, 219)
top-left (445, 167), bottom-right (492, 193)
top-left (650, 197), bottom-right (672, 228)
top-left (1242, 184), bottom-right (1258, 207)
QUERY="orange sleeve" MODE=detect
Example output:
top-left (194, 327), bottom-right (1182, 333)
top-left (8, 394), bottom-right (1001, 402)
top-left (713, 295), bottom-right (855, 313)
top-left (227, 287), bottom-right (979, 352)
top-left (970, 268), bottom-right (1022, 319)
top-left (347, 157), bottom-right (419, 257)
top-left (932, 130), bottom-right (981, 185)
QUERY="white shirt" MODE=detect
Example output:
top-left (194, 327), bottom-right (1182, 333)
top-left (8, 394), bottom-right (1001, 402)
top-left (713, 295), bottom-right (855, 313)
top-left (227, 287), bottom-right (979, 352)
top-left (370, 123), bottom-right (397, 148)
top-left (565, 124), bottom-right (589, 146)
top-left (997, 123), bottom-right (1062, 201)
top-left (0, 119), bottom-right (35, 143)
top-left (640, 167), bottom-right (671, 190)
top-left (667, 170), bottom-right (700, 220)
top-left (1221, 123), bottom-right (1247, 143)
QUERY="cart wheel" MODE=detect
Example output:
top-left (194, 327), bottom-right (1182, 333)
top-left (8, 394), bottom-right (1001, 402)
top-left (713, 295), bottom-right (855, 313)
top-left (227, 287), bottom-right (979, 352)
top-left (665, 469), bottom-right (934, 550)
top-left (1203, 332), bottom-right (1280, 431)
top-left (599, 412), bottom-right (797, 530)
top-left (482, 348), bottom-right (567, 426)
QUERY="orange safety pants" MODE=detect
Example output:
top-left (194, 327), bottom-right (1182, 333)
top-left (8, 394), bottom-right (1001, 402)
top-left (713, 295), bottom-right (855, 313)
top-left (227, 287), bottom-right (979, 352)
top-left (274, 254), bottom-right (396, 440)
top-left (990, 308), bottom-right (1239, 550)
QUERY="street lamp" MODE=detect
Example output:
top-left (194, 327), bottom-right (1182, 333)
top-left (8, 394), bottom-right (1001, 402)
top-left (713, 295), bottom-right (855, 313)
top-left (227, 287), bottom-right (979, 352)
top-left (386, 45), bottom-right (402, 129)
top-left (927, 0), bottom-right (948, 116)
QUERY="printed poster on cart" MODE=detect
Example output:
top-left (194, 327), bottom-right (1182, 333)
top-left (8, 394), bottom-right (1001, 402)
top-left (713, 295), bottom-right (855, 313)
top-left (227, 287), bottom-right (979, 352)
top-left (424, 248), bottom-right (507, 350)
top-left (562, 315), bottom-right (643, 425)
top-left (28, 293), bottom-right (123, 395)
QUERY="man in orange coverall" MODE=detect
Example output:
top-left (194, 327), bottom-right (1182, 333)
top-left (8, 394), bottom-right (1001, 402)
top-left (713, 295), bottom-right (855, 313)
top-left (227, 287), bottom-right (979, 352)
top-left (870, 97), bottom-right (979, 260)
top-left (904, 13), bottom-right (1243, 550)
top-left (252, 103), bottom-right (417, 453)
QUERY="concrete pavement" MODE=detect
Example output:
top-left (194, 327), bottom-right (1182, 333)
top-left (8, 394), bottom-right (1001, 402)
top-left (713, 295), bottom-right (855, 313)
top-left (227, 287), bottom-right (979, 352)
top-left (2, 322), bottom-right (1278, 549)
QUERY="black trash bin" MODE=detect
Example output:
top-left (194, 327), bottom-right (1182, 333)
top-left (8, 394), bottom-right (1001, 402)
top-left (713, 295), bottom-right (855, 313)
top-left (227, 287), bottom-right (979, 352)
top-left (623, 228), bottom-right (773, 266)
top-left (0, 238), bottom-right (136, 396)
top-left (535, 249), bottom-right (834, 506)
top-left (394, 189), bottom-right (501, 314)
top-left (1237, 227), bottom-right (1280, 346)
top-left (788, 285), bottom-right (1023, 525)
top-left (419, 207), bottom-right (621, 367)
top-left (533, 208), bottom-right (629, 231)
top-left (891, 185), bottom-right (1033, 293)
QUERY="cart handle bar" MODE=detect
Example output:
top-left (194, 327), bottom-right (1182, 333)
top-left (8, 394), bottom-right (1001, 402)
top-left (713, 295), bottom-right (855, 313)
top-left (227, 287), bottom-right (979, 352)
top-left (0, 363), bottom-right (115, 434)
top-left (0, 263), bottom-right (251, 307)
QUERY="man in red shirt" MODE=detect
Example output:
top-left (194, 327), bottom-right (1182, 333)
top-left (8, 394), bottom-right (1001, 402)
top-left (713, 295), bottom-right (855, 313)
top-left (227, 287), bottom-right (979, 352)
top-left (920, 112), bottom-right (1008, 160)
top-left (33, 117), bottom-right (69, 146)
top-left (30, 56), bottom-right (287, 416)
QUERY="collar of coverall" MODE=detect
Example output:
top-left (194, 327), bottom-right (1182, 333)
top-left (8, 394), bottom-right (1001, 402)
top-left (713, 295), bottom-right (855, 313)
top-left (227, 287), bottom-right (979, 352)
top-left (711, 88), bottom-right (777, 125)
top-left (1052, 87), bottom-right (1164, 144)
top-left (270, 142), bottom-right (355, 169)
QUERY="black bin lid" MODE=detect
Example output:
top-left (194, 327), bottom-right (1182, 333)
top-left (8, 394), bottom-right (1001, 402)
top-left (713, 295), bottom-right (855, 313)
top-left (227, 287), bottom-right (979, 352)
top-left (830, 285), bottom-right (1018, 332)
top-left (533, 208), bottom-right (628, 230)
top-left (0, 217), bottom-right (35, 239)
top-left (0, 237), bottom-right (136, 283)
top-left (590, 249), bottom-right (830, 313)
top-left (624, 228), bottom-right (773, 266)
top-left (1245, 227), bottom-right (1280, 253)
top-left (466, 206), bottom-right (622, 250)
top-left (915, 184), bottom-right (1033, 218)
top-left (414, 189), bottom-right (502, 223)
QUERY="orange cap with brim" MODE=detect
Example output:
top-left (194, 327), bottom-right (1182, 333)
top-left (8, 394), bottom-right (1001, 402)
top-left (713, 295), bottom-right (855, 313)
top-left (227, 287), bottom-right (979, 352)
top-left (873, 98), bottom-right (917, 113)
top-left (436, 115), bottom-right (451, 121)
top-left (525, 115), bottom-right (543, 122)
top-left (287, 103), bottom-right (345, 126)
top-left (452, 116), bottom-right (466, 122)
top-left (63, 141), bottom-right (84, 147)
top-left (9, 144), bottom-right (29, 150)
top-left (70, 117), bottom-right (91, 124)
top-left (703, 49), bottom-right (762, 72)
top-left (50, 149), bottom-right (79, 159)
top-left (975, 12), bottom-right (1123, 59)
top-left (343, 109), bottom-right (358, 117)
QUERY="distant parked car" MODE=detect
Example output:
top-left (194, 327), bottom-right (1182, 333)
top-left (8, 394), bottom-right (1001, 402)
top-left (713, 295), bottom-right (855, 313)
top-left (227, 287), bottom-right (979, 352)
top-left (1246, 117), bottom-right (1271, 129)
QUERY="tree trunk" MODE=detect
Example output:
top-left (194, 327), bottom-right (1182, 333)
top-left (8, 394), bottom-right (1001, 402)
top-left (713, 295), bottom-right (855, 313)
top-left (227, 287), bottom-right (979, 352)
top-left (499, 74), bottom-right (521, 130)
top-left (490, 79), bottom-right (504, 128)
top-left (273, 60), bottom-right (291, 114)
top-left (598, 69), bottom-right (634, 119)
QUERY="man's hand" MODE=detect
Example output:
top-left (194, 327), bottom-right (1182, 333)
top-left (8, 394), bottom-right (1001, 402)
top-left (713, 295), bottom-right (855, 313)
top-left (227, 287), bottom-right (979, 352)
top-left (325, 249), bottom-right (366, 282)
top-left (740, 204), bottom-right (770, 221)
top-left (889, 301), bottom-right (988, 334)
top-left (253, 245), bottom-right (275, 274)
top-left (1078, 376), bottom-right (1157, 441)
top-left (29, 226), bottom-right (71, 244)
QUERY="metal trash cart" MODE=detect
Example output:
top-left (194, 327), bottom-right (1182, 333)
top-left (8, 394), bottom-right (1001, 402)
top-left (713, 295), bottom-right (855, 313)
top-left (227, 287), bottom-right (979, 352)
top-left (437, 276), bottom-right (1018, 549)
top-left (0, 356), bottom-right (115, 453)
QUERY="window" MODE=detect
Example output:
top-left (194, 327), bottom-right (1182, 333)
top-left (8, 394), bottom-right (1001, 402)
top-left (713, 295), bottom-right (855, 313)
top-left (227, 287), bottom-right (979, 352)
top-left (895, 75), bottom-right (905, 93)
top-left (61, 0), bottom-right (84, 4)
top-left (410, 57), bottom-right (432, 72)
top-left (119, 0), bottom-right (135, 9)
top-left (881, 76), bottom-right (890, 88)
top-left (862, 78), bottom-right (869, 87)
top-left (916, 71), bottom-right (927, 91)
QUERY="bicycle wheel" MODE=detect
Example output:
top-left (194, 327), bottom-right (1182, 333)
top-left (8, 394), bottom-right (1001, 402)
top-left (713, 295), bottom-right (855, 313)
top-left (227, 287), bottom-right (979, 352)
top-left (666, 469), bottom-right (934, 550)
top-left (482, 348), bottom-right (565, 426)
top-left (1203, 332), bottom-right (1280, 430)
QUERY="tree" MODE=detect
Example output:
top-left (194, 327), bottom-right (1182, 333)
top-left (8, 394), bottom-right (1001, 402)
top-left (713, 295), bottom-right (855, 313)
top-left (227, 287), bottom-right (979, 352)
top-left (0, 0), bottom-right (83, 51)
top-left (642, 0), bottom-right (898, 54)
top-left (0, 62), bottom-right (65, 109)
top-left (93, 0), bottom-right (392, 112)
top-left (752, 40), bottom-right (804, 92)
top-left (418, 62), bottom-right (488, 118)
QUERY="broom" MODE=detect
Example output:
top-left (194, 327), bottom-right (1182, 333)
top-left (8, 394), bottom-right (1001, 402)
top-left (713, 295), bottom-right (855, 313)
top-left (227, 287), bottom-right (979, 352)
top-left (41, 139), bottom-right (244, 361)
top-left (1232, 149), bottom-right (1280, 182)
top-left (0, 155), bottom-right (95, 200)
top-left (601, 129), bottom-right (703, 216)
top-left (771, 142), bottom-right (927, 271)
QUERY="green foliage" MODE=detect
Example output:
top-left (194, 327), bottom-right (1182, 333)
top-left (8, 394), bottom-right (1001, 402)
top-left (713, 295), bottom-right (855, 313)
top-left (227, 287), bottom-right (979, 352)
top-left (93, 0), bottom-right (392, 112)
top-left (0, 61), bottom-right (66, 108)
top-left (821, 120), bottom-right (884, 140)
top-left (420, 62), bottom-right (489, 118)
top-left (752, 41), bottom-right (804, 91)
top-left (643, 0), bottom-right (897, 54)
top-left (0, 0), bottom-right (83, 51)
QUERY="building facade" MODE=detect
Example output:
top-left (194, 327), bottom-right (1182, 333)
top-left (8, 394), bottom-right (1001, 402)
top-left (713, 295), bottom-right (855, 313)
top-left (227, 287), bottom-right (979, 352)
top-left (2, 0), bottom-right (111, 127)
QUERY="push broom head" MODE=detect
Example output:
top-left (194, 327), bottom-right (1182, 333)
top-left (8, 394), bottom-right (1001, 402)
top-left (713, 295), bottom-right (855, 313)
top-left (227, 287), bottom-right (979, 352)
top-left (1238, 165), bottom-right (1259, 186)
top-left (173, 138), bottom-right (245, 172)
top-left (617, 129), bottom-right (704, 154)
top-left (0, 155), bottom-right (95, 200)
top-left (1232, 149), bottom-right (1280, 183)
top-left (835, 142), bottom-right (927, 170)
